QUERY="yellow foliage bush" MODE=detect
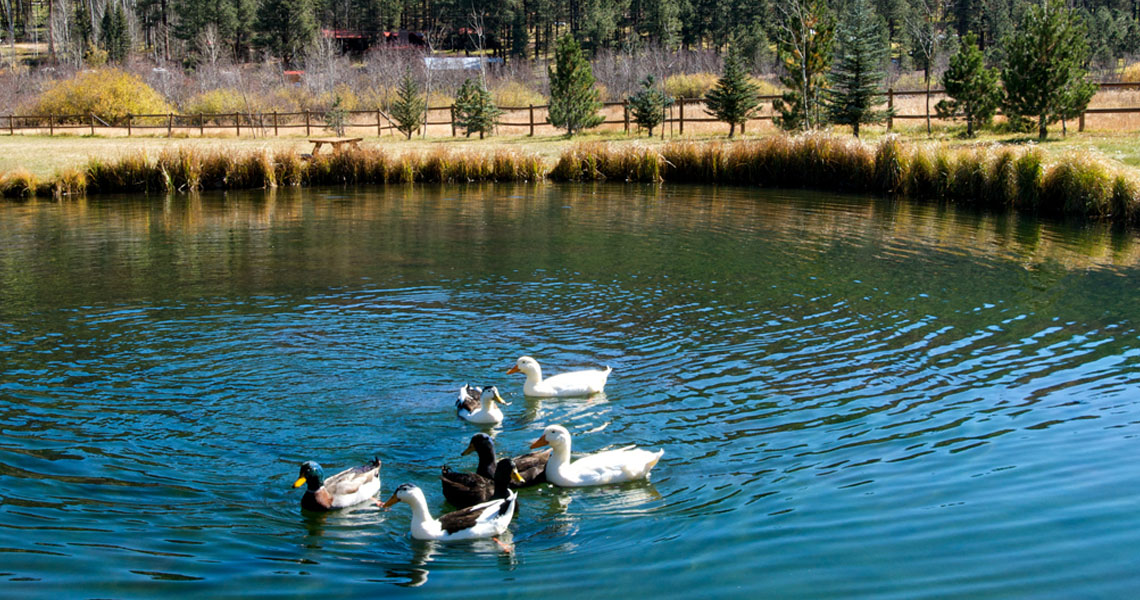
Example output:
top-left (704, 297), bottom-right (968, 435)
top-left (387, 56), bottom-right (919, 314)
top-left (182, 88), bottom-right (258, 116)
top-left (492, 81), bottom-right (546, 107)
top-left (317, 85), bottom-right (360, 111)
top-left (664, 72), bottom-right (719, 99)
top-left (34, 69), bottom-right (171, 121)
top-left (1121, 62), bottom-right (1140, 83)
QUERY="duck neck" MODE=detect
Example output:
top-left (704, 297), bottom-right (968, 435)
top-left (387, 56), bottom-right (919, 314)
top-left (523, 365), bottom-right (543, 393)
top-left (547, 440), bottom-right (572, 473)
top-left (475, 446), bottom-right (497, 479)
top-left (404, 489), bottom-right (435, 527)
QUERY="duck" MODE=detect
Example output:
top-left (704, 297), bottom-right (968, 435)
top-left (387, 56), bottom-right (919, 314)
top-left (530, 425), bottom-right (663, 487)
top-left (292, 458), bottom-right (381, 511)
top-left (456, 384), bottom-right (508, 424)
top-left (506, 356), bottom-right (612, 397)
top-left (440, 434), bottom-right (551, 508)
top-left (383, 461), bottom-right (524, 542)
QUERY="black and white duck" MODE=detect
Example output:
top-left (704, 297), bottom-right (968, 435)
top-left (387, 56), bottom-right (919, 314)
top-left (456, 384), bottom-right (508, 425)
top-left (383, 459), bottom-right (524, 541)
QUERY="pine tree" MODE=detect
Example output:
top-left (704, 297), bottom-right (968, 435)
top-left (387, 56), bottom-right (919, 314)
top-left (547, 34), bottom-right (604, 136)
top-left (823, 0), bottom-right (890, 137)
top-left (100, 4), bottom-right (130, 63)
top-left (1001, 0), bottom-right (1098, 140)
top-left (454, 78), bottom-right (502, 139)
top-left (704, 43), bottom-right (761, 137)
top-left (935, 32), bottom-right (1001, 137)
top-left (324, 92), bottom-right (347, 136)
top-left (628, 75), bottom-right (673, 137)
top-left (772, 0), bottom-right (835, 131)
top-left (390, 70), bottom-right (426, 140)
top-left (255, 0), bottom-right (316, 64)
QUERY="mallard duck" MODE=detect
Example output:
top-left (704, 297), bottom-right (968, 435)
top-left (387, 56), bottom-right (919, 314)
top-left (530, 425), bottom-right (663, 487)
top-left (506, 356), bottom-right (611, 397)
top-left (440, 434), bottom-right (551, 507)
top-left (384, 462), bottom-right (524, 542)
top-left (456, 384), bottom-right (508, 424)
top-left (292, 458), bottom-right (381, 511)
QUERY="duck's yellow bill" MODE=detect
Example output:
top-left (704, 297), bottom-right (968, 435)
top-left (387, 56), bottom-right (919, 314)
top-left (461, 440), bottom-right (476, 456)
top-left (511, 469), bottom-right (525, 484)
top-left (292, 476), bottom-right (307, 488)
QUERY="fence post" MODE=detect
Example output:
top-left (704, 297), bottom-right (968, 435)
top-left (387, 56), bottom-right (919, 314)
top-left (199, 113), bottom-right (204, 136)
top-left (168, 113), bottom-right (173, 137)
top-left (679, 98), bottom-right (685, 136)
top-left (450, 104), bottom-right (456, 137)
top-left (49, 113), bottom-right (54, 136)
top-left (624, 100), bottom-right (630, 134)
top-left (529, 105), bottom-right (535, 136)
top-left (376, 109), bottom-right (382, 136)
top-left (1079, 111), bottom-right (1086, 132)
top-left (90, 113), bottom-right (95, 136)
top-left (305, 110), bottom-right (310, 136)
top-left (235, 113), bottom-right (240, 136)
top-left (887, 88), bottom-right (894, 131)
top-left (8, 114), bottom-right (13, 135)
top-left (127, 113), bottom-right (132, 136)
top-left (272, 111), bottom-right (277, 136)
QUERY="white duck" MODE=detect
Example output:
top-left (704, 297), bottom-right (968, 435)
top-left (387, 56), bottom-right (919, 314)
top-left (506, 356), bottom-right (611, 397)
top-left (456, 384), bottom-right (508, 425)
top-left (382, 470), bottom-right (521, 541)
top-left (530, 425), bottom-right (663, 487)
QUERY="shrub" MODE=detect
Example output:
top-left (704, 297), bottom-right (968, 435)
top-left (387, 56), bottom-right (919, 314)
top-left (492, 81), bottom-right (547, 107)
top-left (664, 72), bottom-right (719, 99)
top-left (1121, 62), bottom-right (1140, 83)
top-left (33, 69), bottom-right (172, 122)
top-left (0, 169), bottom-right (41, 197)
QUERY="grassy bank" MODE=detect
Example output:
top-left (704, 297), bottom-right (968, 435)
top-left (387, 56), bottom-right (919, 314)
top-left (3, 134), bottom-right (1139, 224)
top-left (549, 136), bottom-right (1140, 222)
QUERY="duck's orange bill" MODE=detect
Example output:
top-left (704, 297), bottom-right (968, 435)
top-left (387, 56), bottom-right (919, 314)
top-left (530, 434), bottom-right (548, 449)
top-left (506, 365), bottom-right (520, 375)
top-left (381, 494), bottom-right (400, 509)
top-left (292, 476), bottom-right (307, 488)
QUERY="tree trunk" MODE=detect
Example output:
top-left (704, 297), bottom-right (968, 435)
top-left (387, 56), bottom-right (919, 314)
top-left (967, 116), bottom-right (974, 138)
top-left (924, 69), bottom-right (931, 136)
top-left (728, 122), bottom-right (735, 137)
top-left (1038, 115), bottom-right (1048, 140)
top-left (853, 121), bottom-right (860, 138)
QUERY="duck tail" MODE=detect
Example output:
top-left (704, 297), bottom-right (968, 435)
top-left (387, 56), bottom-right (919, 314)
top-left (371, 456), bottom-right (382, 469)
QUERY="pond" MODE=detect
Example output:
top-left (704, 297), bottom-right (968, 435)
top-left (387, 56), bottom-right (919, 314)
top-left (1, 184), bottom-right (1139, 598)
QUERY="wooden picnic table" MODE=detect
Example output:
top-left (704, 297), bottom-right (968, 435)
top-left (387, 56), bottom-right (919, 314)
top-left (308, 137), bottom-right (363, 155)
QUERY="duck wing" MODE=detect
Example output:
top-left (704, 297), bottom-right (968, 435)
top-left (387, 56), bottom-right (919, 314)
top-left (440, 467), bottom-right (493, 506)
top-left (437, 497), bottom-right (513, 534)
top-left (512, 448), bottom-right (552, 485)
top-left (324, 459), bottom-right (381, 496)
top-left (455, 385), bottom-right (482, 415)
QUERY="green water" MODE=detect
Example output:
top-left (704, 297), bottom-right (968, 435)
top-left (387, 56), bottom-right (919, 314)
top-left (1, 184), bottom-right (1139, 598)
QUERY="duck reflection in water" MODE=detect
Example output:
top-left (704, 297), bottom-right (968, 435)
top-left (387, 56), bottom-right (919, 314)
top-left (384, 532), bottom-right (517, 588)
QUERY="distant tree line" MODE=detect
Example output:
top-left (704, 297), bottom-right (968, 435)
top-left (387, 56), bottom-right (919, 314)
top-left (4, 0), bottom-right (1140, 72)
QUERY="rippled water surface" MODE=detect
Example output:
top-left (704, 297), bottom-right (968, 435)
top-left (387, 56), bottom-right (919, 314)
top-left (2, 184), bottom-right (1140, 598)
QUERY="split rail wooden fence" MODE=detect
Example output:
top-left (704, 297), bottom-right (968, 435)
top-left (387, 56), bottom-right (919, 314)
top-left (6, 82), bottom-right (1140, 138)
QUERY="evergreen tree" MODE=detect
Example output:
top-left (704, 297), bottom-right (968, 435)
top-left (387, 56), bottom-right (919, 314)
top-left (101, 4), bottom-right (130, 63)
top-left (1001, 0), bottom-right (1097, 140)
top-left (628, 75), bottom-right (673, 137)
top-left (453, 78), bottom-right (502, 139)
top-left (935, 32), bottom-right (1001, 137)
top-left (324, 92), bottom-right (347, 136)
top-left (772, 0), bottom-right (835, 131)
top-left (704, 43), bottom-right (761, 137)
top-left (823, 0), bottom-right (890, 137)
top-left (509, 8), bottom-right (528, 60)
top-left (390, 70), bottom-right (426, 140)
top-left (547, 34), bottom-right (604, 136)
top-left (642, 0), bottom-right (682, 48)
top-left (256, 0), bottom-right (316, 64)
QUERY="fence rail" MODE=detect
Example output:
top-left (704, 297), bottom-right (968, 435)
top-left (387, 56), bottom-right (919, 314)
top-left (8, 82), bottom-right (1140, 139)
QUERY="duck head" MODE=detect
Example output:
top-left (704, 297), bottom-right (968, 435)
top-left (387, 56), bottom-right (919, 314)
top-left (506, 356), bottom-right (540, 377)
top-left (293, 461), bottom-right (324, 491)
top-left (382, 483), bottom-right (422, 509)
top-left (530, 425), bottom-right (571, 450)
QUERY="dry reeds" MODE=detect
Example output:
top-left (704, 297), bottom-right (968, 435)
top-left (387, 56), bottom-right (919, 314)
top-left (6, 137), bottom-right (1140, 224)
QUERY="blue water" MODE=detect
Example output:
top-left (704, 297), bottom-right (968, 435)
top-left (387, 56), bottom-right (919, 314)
top-left (1, 184), bottom-right (1139, 598)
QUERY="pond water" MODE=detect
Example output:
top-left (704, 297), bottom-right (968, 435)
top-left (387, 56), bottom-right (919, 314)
top-left (1, 184), bottom-right (1139, 598)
